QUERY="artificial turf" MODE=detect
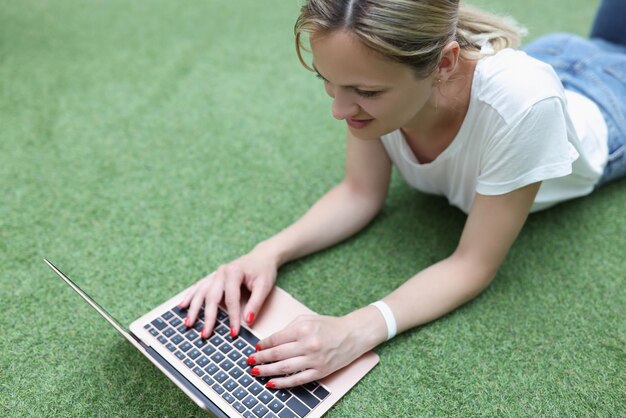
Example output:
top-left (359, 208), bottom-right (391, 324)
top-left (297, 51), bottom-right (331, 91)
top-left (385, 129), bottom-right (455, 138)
top-left (1, 0), bottom-right (624, 416)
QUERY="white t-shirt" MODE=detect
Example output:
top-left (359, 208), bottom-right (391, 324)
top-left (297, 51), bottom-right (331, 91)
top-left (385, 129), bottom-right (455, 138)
top-left (380, 48), bottom-right (608, 214)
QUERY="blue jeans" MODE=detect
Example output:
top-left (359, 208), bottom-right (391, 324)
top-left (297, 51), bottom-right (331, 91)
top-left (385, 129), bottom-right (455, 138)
top-left (523, 0), bottom-right (626, 186)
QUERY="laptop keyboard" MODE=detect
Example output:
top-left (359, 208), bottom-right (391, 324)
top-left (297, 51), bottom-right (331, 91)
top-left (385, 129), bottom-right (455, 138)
top-left (144, 305), bottom-right (330, 418)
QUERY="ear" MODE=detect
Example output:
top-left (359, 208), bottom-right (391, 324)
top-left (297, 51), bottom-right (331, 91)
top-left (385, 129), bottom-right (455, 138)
top-left (437, 41), bottom-right (460, 81)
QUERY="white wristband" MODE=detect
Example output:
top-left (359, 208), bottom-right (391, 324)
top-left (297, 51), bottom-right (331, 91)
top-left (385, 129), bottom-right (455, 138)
top-left (370, 300), bottom-right (397, 341)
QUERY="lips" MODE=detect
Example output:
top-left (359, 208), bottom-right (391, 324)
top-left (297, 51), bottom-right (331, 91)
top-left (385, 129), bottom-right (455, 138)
top-left (346, 118), bottom-right (373, 129)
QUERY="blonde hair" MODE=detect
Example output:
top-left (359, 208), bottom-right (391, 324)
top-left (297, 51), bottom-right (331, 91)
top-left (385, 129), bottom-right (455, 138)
top-left (295, 0), bottom-right (526, 78)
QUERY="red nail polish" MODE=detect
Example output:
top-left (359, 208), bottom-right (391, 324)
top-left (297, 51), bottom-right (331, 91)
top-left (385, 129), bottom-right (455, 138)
top-left (255, 343), bottom-right (262, 351)
top-left (230, 327), bottom-right (237, 338)
top-left (246, 355), bottom-right (256, 366)
top-left (201, 327), bottom-right (208, 339)
top-left (251, 367), bottom-right (260, 376)
top-left (246, 312), bottom-right (255, 325)
top-left (266, 382), bottom-right (276, 389)
top-left (184, 318), bottom-right (190, 327)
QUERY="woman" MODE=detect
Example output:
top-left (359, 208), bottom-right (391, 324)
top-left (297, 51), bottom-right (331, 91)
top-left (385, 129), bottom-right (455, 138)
top-left (178, 0), bottom-right (625, 390)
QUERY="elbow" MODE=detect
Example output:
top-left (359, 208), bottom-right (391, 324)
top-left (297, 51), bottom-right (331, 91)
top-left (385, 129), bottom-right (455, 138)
top-left (450, 252), bottom-right (499, 296)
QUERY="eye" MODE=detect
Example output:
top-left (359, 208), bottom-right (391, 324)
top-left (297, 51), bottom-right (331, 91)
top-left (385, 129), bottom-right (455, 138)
top-left (355, 89), bottom-right (380, 98)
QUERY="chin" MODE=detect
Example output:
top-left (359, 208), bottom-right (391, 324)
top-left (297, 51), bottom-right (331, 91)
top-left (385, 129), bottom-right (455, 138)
top-left (349, 124), bottom-right (393, 141)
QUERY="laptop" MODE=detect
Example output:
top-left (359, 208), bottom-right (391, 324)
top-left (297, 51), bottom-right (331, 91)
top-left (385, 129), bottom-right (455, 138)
top-left (44, 259), bottom-right (379, 417)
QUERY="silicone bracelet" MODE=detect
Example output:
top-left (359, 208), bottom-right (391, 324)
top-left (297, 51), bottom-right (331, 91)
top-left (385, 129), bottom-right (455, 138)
top-left (370, 300), bottom-right (397, 341)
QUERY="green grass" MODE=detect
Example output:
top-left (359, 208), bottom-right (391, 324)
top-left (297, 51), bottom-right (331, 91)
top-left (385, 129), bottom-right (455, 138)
top-left (1, 0), bottom-right (624, 416)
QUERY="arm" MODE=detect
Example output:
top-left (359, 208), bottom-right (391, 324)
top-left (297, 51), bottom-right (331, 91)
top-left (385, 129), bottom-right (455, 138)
top-left (254, 182), bottom-right (541, 387)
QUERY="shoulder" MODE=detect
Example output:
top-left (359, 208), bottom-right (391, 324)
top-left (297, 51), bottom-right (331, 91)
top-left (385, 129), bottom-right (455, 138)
top-left (472, 48), bottom-right (566, 123)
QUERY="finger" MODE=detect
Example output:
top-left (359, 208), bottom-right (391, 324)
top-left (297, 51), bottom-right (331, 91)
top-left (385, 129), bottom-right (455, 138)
top-left (247, 341), bottom-right (302, 367)
top-left (177, 281), bottom-right (201, 309)
top-left (201, 277), bottom-right (226, 338)
top-left (257, 322), bottom-right (300, 351)
top-left (251, 355), bottom-right (309, 379)
top-left (243, 277), bottom-right (273, 327)
top-left (264, 368), bottom-right (320, 390)
top-left (185, 284), bottom-right (209, 327)
top-left (223, 265), bottom-right (243, 338)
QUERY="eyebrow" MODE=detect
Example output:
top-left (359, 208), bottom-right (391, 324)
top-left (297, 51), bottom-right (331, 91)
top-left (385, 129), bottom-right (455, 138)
top-left (312, 63), bottom-right (388, 90)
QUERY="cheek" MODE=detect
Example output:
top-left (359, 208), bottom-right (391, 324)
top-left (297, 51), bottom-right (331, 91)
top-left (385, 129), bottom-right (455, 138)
top-left (323, 82), bottom-right (334, 98)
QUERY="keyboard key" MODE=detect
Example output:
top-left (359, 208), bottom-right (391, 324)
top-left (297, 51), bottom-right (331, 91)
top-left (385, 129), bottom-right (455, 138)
top-left (157, 335), bottom-right (168, 345)
top-left (286, 397), bottom-right (310, 418)
top-left (169, 317), bottom-right (182, 327)
top-left (243, 395), bottom-right (259, 409)
top-left (229, 367), bottom-right (244, 379)
top-left (217, 309), bottom-right (228, 321)
top-left (177, 324), bottom-right (191, 334)
top-left (224, 379), bottom-right (238, 392)
top-left (313, 385), bottom-right (329, 400)
top-left (238, 374), bottom-right (254, 387)
top-left (258, 390), bottom-right (273, 404)
top-left (233, 401), bottom-right (246, 413)
top-left (162, 311), bottom-right (173, 321)
top-left (237, 358), bottom-right (249, 369)
top-left (248, 382), bottom-right (263, 396)
top-left (194, 338), bottom-right (208, 349)
top-left (171, 335), bottom-right (184, 345)
top-left (163, 327), bottom-right (176, 338)
top-left (242, 346), bottom-right (256, 357)
top-left (185, 331), bottom-right (199, 341)
top-left (215, 325), bottom-right (229, 336)
top-left (143, 323), bottom-right (150, 329)
top-left (210, 336), bottom-right (224, 346)
top-left (222, 392), bottom-right (235, 404)
top-left (179, 342), bottom-right (193, 352)
top-left (151, 318), bottom-right (167, 330)
top-left (149, 328), bottom-right (159, 337)
top-left (221, 360), bottom-right (235, 371)
top-left (193, 322), bottom-right (204, 332)
top-left (172, 306), bottom-right (187, 318)
top-left (188, 348), bottom-right (201, 360)
top-left (174, 351), bottom-right (185, 361)
top-left (202, 345), bottom-right (216, 356)
top-left (204, 364), bottom-right (219, 375)
top-left (268, 399), bottom-right (284, 413)
top-left (214, 371), bottom-right (228, 383)
top-left (212, 383), bottom-right (225, 395)
top-left (239, 327), bottom-right (260, 347)
top-left (165, 343), bottom-right (176, 352)
top-left (184, 359), bottom-right (195, 369)
top-left (228, 350), bottom-right (242, 361)
top-left (291, 387), bottom-right (320, 409)
top-left (210, 352), bottom-right (225, 364)
top-left (275, 390), bottom-right (291, 402)
top-left (196, 356), bottom-right (209, 368)
top-left (193, 367), bottom-right (204, 377)
top-left (219, 344), bottom-right (233, 354)
top-left (303, 382), bottom-right (318, 392)
top-left (252, 404), bottom-right (269, 417)
top-left (234, 339), bottom-right (248, 351)
top-left (278, 408), bottom-right (298, 418)
top-left (202, 375), bottom-right (215, 386)
top-left (233, 387), bottom-right (248, 400)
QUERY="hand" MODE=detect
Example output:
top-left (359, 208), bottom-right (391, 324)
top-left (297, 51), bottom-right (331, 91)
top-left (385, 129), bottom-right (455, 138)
top-left (247, 313), bottom-right (375, 389)
top-left (177, 250), bottom-right (278, 339)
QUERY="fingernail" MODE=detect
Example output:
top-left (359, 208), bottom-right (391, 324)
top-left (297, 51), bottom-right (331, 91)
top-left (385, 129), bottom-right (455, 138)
top-left (266, 381), bottom-right (276, 389)
top-left (246, 312), bottom-right (255, 325)
top-left (255, 343), bottom-right (262, 351)
top-left (201, 327), bottom-right (209, 339)
top-left (251, 367), bottom-right (260, 376)
top-left (230, 327), bottom-right (237, 338)
top-left (246, 355), bottom-right (256, 366)
top-left (184, 318), bottom-right (190, 327)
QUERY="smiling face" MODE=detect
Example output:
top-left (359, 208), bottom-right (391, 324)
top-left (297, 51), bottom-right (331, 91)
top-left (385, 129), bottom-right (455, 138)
top-left (310, 30), bottom-right (437, 140)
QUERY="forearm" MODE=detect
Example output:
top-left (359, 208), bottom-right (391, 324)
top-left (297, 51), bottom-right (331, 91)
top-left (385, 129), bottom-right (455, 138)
top-left (254, 181), bottom-right (384, 267)
top-left (348, 255), bottom-right (495, 351)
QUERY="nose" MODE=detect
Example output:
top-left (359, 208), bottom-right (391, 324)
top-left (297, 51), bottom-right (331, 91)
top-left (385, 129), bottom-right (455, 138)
top-left (331, 90), bottom-right (359, 121)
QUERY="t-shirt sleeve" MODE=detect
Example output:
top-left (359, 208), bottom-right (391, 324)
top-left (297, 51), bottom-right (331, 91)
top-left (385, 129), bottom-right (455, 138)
top-left (476, 97), bottom-right (579, 196)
